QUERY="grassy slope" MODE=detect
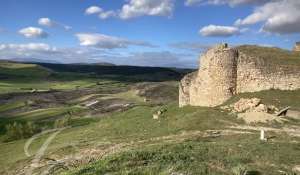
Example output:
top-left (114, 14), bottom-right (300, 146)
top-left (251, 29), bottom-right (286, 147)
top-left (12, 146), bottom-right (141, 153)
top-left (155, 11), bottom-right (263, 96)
top-left (1, 56), bottom-right (300, 174)
top-left (61, 89), bottom-right (300, 175)
top-left (237, 45), bottom-right (300, 73)
top-left (225, 89), bottom-right (300, 110)
top-left (65, 135), bottom-right (300, 175)
top-left (0, 61), bottom-right (100, 94)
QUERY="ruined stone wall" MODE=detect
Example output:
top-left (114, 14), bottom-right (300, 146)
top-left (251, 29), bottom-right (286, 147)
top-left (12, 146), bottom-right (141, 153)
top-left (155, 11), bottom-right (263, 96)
top-left (293, 42), bottom-right (300, 52)
top-left (179, 72), bottom-right (196, 107)
top-left (189, 45), bottom-right (238, 107)
top-left (179, 44), bottom-right (300, 107)
top-left (236, 53), bottom-right (300, 93)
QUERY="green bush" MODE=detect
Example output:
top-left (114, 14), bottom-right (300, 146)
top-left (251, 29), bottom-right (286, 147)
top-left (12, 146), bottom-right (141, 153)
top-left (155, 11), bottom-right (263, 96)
top-left (54, 116), bottom-right (71, 128)
top-left (5, 121), bottom-right (39, 141)
top-left (232, 164), bottom-right (248, 175)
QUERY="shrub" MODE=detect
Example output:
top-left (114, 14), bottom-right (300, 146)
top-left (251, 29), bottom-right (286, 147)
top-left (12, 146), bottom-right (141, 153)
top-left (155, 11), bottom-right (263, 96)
top-left (232, 164), bottom-right (248, 175)
top-left (54, 116), bottom-right (71, 128)
top-left (5, 121), bottom-right (39, 141)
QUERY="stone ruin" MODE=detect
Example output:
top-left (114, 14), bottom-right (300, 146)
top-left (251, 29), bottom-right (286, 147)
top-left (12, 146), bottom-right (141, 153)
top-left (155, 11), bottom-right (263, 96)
top-left (179, 43), bottom-right (300, 107)
top-left (294, 42), bottom-right (300, 52)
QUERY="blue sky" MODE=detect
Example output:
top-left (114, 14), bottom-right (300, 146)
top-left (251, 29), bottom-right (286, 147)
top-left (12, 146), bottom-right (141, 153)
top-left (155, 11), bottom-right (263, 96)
top-left (0, 0), bottom-right (299, 68)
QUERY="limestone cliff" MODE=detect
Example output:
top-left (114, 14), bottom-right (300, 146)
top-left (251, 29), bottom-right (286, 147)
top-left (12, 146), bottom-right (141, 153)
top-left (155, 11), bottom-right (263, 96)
top-left (179, 44), bottom-right (300, 107)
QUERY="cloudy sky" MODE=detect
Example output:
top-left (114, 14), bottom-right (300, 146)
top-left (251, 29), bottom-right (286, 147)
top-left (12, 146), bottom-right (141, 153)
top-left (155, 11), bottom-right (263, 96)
top-left (0, 0), bottom-right (299, 68)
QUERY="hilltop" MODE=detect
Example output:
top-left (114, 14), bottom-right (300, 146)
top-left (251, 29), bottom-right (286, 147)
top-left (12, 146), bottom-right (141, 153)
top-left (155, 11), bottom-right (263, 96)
top-left (180, 44), bottom-right (300, 107)
top-left (0, 47), bottom-right (300, 175)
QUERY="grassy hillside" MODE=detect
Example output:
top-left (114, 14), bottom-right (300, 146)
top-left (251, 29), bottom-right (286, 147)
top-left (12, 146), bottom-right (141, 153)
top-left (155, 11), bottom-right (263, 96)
top-left (38, 62), bottom-right (186, 82)
top-left (237, 45), bottom-right (300, 72)
top-left (0, 61), bottom-right (188, 94)
top-left (0, 58), bottom-right (300, 175)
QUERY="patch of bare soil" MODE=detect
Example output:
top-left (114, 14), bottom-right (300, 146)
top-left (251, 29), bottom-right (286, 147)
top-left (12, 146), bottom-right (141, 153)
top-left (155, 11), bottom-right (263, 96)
top-left (88, 98), bottom-right (134, 116)
top-left (238, 112), bottom-right (285, 124)
top-left (134, 82), bottom-right (178, 104)
top-left (229, 125), bottom-right (300, 137)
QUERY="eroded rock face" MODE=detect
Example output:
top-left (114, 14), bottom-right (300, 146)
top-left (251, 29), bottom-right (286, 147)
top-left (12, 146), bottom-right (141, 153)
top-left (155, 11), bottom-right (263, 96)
top-left (179, 44), bottom-right (300, 107)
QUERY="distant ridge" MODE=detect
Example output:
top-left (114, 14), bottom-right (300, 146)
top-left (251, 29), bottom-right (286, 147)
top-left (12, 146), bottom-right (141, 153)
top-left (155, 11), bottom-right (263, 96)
top-left (4, 58), bottom-right (61, 64)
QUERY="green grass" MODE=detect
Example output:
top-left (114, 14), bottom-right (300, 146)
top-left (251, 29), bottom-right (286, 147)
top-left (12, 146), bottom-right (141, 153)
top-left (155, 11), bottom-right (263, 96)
top-left (0, 101), bottom-right (27, 113)
top-left (12, 106), bottom-right (85, 121)
top-left (0, 91), bottom-right (299, 174)
top-left (238, 45), bottom-right (300, 65)
top-left (0, 103), bottom-right (235, 171)
top-left (238, 45), bottom-right (300, 73)
top-left (0, 78), bottom-right (100, 94)
top-left (64, 134), bottom-right (300, 175)
top-left (0, 62), bottom-right (36, 69)
top-left (110, 90), bottom-right (145, 103)
top-left (0, 64), bottom-right (51, 78)
top-left (1, 60), bottom-right (300, 174)
top-left (224, 89), bottom-right (300, 110)
top-left (0, 62), bottom-right (103, 94)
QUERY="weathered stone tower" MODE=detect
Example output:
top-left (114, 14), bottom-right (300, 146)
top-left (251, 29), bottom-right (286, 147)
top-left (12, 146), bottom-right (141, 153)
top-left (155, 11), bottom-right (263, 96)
top-left (179, 44), bottom-right (238, 107)
top-left (179, 44), bottom-right (300, 107)
top-left (293, 42), bottom-right (300, 52)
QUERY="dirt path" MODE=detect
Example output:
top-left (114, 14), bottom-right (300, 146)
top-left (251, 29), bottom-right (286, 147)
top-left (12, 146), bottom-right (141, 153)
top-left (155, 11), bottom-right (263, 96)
top-left (229, 125), bottom-right (300, 137)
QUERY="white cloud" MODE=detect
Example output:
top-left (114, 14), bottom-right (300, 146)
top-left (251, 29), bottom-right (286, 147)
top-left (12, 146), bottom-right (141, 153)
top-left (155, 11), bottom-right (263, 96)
top-left (0, 43), bottom-right (56, 52)
top-left (0, 43), bottom-right (196, 68)
top-left (0, 43), bottom-right (100, 63)
top-left (119, 0), bottom-right (174, 19)
top-left (85, 6), bottom-right (116, 20)
top-left (235, 0), bottom-right (300, 34)
top-left (85, 6), bottom-right (103, 15)
top-left (38, 17), bottom-right (71, 31)
top-left (99, 10), bottom-right (117, 19)
top-left (199, 25), bottom-right (240, 37)
top-left (18, 27), bottom-right (48, 38)
top-left (85, 0), bottom-right (175, 20)
top-left (75, 33), bottom-right (156, 49)
top-left (38, 18), bottom-right (53, 27)
top-left (185, 0), bottom-right (269, 7)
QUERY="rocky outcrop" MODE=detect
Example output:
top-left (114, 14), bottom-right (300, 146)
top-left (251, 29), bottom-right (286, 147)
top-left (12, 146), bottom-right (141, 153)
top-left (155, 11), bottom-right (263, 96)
top-left (179, 44), bottom-right (300, 107)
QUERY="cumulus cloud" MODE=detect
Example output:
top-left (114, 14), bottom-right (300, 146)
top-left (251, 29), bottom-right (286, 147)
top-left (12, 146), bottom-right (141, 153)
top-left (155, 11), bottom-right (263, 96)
top-left (85, 0), bottom-right (175, 20)
top-left (199, 25), bottom-right (240, 37)
top-left (38, 17), bottom-right (71, 30)
top-left (38, 18), bottom-right (53, 27)
top-left (0, 43), bottom-right (60, 62)
top-left (85, 6), bottom-right (103, 15)
top-left (18, 27), bottom-right (48, 38)
top-left (120, 0), bottom-right (174, 19)
top-left (84, 6), bottom-right (116, 19)
top-left (235, 0), bottom-right (300, 34)
top-left (75, 33), bottom-right (156, 49)
top-left (0, 43), bottom-right (103, 63)
top-left (185, 0), bottom-right (269, 7)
